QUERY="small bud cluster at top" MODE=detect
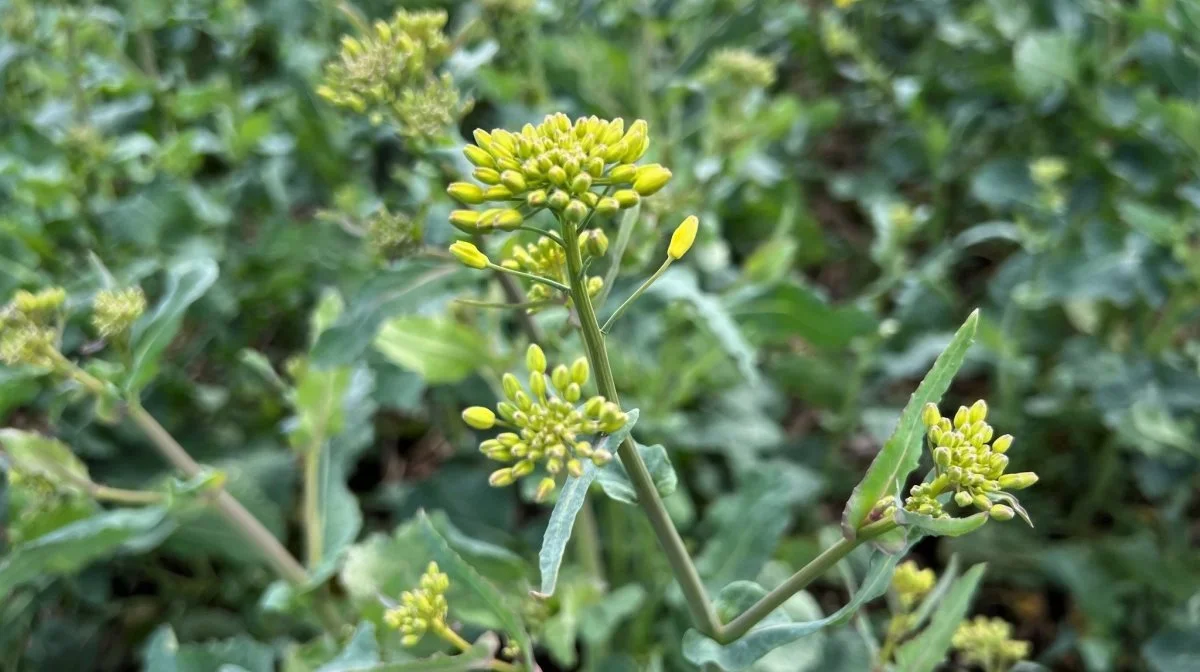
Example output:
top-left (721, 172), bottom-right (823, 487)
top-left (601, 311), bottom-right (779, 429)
top-left (365, 208), bottom-right (422, 258)
top-left (92, 287), bottom-right (146, 339)
top-left (0, 288), bottom-right (65, 367)
top-left (462, 344), bottom-right (625, 501)
top-left (502, 232), bottom-right (607, 307)
top-left (701, 48), bottom-right (777, 90)
top-left (317, 10), bottom-right (467, 136)
top-left (891, 560), bottom-right (936, 610)
top-left (952, 617), bottom-right (1031, 669)
top-left (385, 562), bottom-right (451, 647)
top-left (445, 113), bottom-right (672, 232)
top-left (905, 400), bottom-right (1037, 521)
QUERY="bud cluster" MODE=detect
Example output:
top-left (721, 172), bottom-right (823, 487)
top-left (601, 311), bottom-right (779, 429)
top-left (462, 344), bottom-right (625, 501)
top-left (891, 560), bottom-right (936, 609)
top-left (0, 288), bottom-right (65, 367)
top-left (905, 400), bottom-right (1037, 521)
top-left (446, 113), bottom-right (672, 231)
top-left (384, 561), bottom-right (452, 647)
top-left (502, 233), bottom-right (607, 307)
top-left (952, 617), bottom-right (1031, 669)
top-left (365, 207), bottom-right (422, 258)
top-left (701, 48), bottom-right (777, 90)
top-left (92, 287), bottom-right (146, 339)
top-left (316, 10), bottom-right (466, 136)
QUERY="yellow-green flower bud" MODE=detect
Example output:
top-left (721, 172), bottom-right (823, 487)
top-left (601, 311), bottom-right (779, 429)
top-left (954, 491), bottom-right (974, 507)
top-left (527, 190), bottom-right (547, 208)
top-left (484, 185), bottom-right (513, 201)
top-left (551, 364), bottom-right (570, 391)
top-left (462, 406), bottom-right (496, 430)
top-left (512, 459), bottom-right (536, 478)
top-left (449, 241), bottom-right (489, 269)
top-left (921, 402), bottom-right (941, 427)
top-left (992, 434), bottom-right (1013, 454)
top-left (489, 468), bottom-right (515, 487)
top-left (564, 199), bottom-right (588, 223)
top-left (564, 383), bottom-right (581, 403)
top-left (608, 164), bottom-right (636, 184)
top-left (570, 173), bottom-right (592, 195)
top-left (526, 344), bottom-right (547, 373)
top-left (570, 357), bottom-right (589, 385)
top-left (583, 229), bottom-right (609, 257)
top-left (535, 477), bottom-right (556, 502)
top-left (586, 276), bottom-right (604, 296)
top-left (668, 215), bottom-right (698, 260)
top-left (591, 448), bottom-right (613, 465)
top-left (567, 459), bottom-right (583, 478)
top-left (632, 164), bottom-right (672, 196)
top-left (530, 371), bottom-right (546, 399)
top-left (92, 287), bottom-right (147, 338)
top-left (933, 446), bottom-right (951, 469)
top-left (584, 396), bottom-right (604, 417)
top-left (989, 504), bottom-right (1015, 521)
top-left (474, 167), bottom-right (501, 184)
top-left (447, 182), bottom-right (485, 204)
top-left (953, 406), bottom-right (969, 429)
top-left (500, 170), bottom-right (526, 193)
top-left (998, 472), bottom-right (1038, 490)
top-left (15, 288), bottom-right (66, 315)
top-left (595, 197), bottom-right (620, 216)
top-left (547, 165), bottom-right (567, 186)
top-left (968, 399), bottom-right (988, 424)
top-left (548, 190), bottom-right (570, 210)
top-left (502, 373), bottom-right (521, 399)
top-left (613, 189), bottom-right (640, 208)
top-left (494, 209), bottom-right (524, 231)
top-left (449, 210), bottom-right (481, 232)
top-left (464, 144), bottom-right (495, 168)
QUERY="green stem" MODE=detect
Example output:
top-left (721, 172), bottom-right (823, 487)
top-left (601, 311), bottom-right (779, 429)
top-left (560, 216), bottom-right (722, 638)
top-left (718, 518), bottom-right (898, 642)
top-left (486, 263), bottom-right (570, 293)
top-left (600, 258), bottom-right (672, 333)
top-left (304, 446), bottom-right (323, 568)
top-left (89, 483), bottom-right (164, 505)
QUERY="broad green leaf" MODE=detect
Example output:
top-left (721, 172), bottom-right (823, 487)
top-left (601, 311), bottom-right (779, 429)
top-left (173, 634), bottom-right (276, 672)
top-left (315, 622), bottom-right (379, 672)
top-left (578, 584), bottom-right (647, 645)
top-left (312, 262), bottom-right (459, 366)
top-left (0, 507), bottom-right (174, 595)
top-left (895, 564), bottom-right (987, 672)
top-left (142, 625), bottom-right (179, 672)
top-left (1143, 625), bottom-right (1200, 672)
top-left (595, 443), bottom-right (676, 505)
top-left (896, 509), bottom-right (990, 538)
top-left (648, 267), bottom-right (760, 385)
top-left (1014, 32), bottom-right (1078, 99)
top-left (695, 467), bottom-right (799, 591)
top-left (842, 310), bottom-right (979, 538)
top-left (373, 317), bottom-right (489, 384)
top-left (415, 513), bottom-right (534, 670)
top-left (340, 633), bottom-right (496, 671)
top-left (127, 256), bottom-right (219, 392)
top-left (732, 282), bottom-right (876, 350)
top-left (683, 546), bottom-right (908, 670)
top-left (0, 429), bottom-right (92, 494)
top-left (907, 554), bottom-right (960, 632)
top-left (535, 466), bottom-right (598, 598)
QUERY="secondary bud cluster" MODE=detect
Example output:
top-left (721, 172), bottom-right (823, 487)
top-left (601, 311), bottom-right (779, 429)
top-left (502, 234), bottom-right (606, 308)
top-left (463, 344), bottom-right (625, 501)
top-left (365, 207), bottom-right (423, 259)
top-left (952, 617), bottom-right (1031, 669)
top-left (317, 10), bottom-right (466, 137)
top-left (447, 113), bottom-right (672, 230)
top-left (891, 560), bottom-right (936, 609)
top-left (0, 288), bottom-right (65, 367)
top-left (92, 287), bottom-right (146, 338)
top-left (701, 48), bottom-right (777, 90)
top-left (905, 400), bottom-right (1037, 522)
top-left (385, 562), bottom-right (452, 647)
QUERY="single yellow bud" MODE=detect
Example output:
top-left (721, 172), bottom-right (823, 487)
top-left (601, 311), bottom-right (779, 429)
top-left (489, 468), bottom-right (515, 487)
top-left (570, 173), bottom-right (593, 194)
top-left (462, 406), bottom-right (496, 430)
top-left (583, 229), bottom-right (609, 257)
top-left (567, 459), bottom-right (583, 478)
top-left (570, 357), bottom-right (589, 385)
top-left (668, 215), bottom-right (698, 260)
top-left (564, 199), bottom-right (588, 223)
top-left (989, 504), bottom-right (1015, 521)
top-left (564, 383), bottom-right (581, 403)
top-left (535, 477), bottom-right (556, 502)
top-left (998, 472), bottom-right (1038, 490)
top-left (954, 491), bottom-right (974, 507)
top-left (500, 170), bottom-right (527, 193)
top-left (586, 276), bottom-right (604, 296)
top-left (448, 210), bottom-right (481, 232)
top-left (548, 190), bottom-right (571, 210)
top-left (526, 344), bottom-right (547, 373)
top-left (551, 364), bottom-right (570, 391)
top-left (449, 241), bottom-right (489, 269)
top-left (595, 197), bottom-right (620, 216)
top-left (447, 182), bottom-right (485, 204)
top-left (992, 434), bottom-right (1013, 454)
top-left (921, 402), bottom-right (941, 428)
top-left (494, 209), bottom-right (524, 231)
top-left (933, 446), bottom-right (951, 469)
top-left (613, 189), bottom-right (640, 208)
top-left (527, 190), bottom-right (548, 208)
top-left (632, 164), bottom-right (672, 196)
top-left (608, 164), bottom-right (636, 184)
top-left (464, 144), bottom-right (495, 168)
top-left (953, 406), bottom-right (969, 429)
top-left (968, 399), bottom-right (988, 424)
top-left (484, 185), bottom-right (513, 200)
top-left (512, 459), bottom-right (535, 478)
top-left (474, 167), bottom-right (501, 185)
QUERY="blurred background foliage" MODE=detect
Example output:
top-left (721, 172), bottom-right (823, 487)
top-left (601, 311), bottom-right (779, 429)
top-left (1, 0), bottom-right (1199, 670)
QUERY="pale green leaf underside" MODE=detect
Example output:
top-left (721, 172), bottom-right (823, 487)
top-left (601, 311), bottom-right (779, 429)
top-left (595, 441), bottom-right (676, 505)
top-left (895, 564), bottom-right (987, 672)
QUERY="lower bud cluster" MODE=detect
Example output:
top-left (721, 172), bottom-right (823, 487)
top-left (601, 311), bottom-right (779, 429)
top-left (385, 562), bottom-right (451, 647)
top-left (462, 345), bottom-right (625, 501)
top-left (905, 400), bottom-right (1037, 522)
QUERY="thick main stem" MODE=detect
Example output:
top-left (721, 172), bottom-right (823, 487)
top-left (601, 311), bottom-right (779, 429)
top-left (304, 447), bottom-right (323, 568)
top-left (561, 218), bottom-right (722, 638)
top-left (126, 402), bottom-right (311, 586)
top-left (718, 518), bottom-right (898, 642)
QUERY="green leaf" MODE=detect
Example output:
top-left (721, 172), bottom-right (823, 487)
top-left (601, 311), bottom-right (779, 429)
top-left (906, 554), bottom-right (960, 632)
top-left (340, 633), bottom-right (497, 671)
top-left (127, 256), bottom-right (219, 392)
top-left (896, 509), bottom-right (991, 538)
top-left (595, 442), bottom-right (676, 505)
top-left (312, 262), bottom-right (459, 367)
top-left (0, 507), bottom-right (174, 595)
top-left (683, 546), bottom-right (907, 670)
top-left (0, 429), bottom-right (92, 494)
top-left (648, 267), bottom-right (760, 384)
top-left (173, 634), bottom-right (276, 672)
top-left (142, 625), bottom-right (180, 672)
top-left (535, 467), bottom-right (597, 599)
top-left (842, 310), bottom-right (979, 538)
top-left (695, 467), bottom-right (798, 591)
top-left (578, 584), bottom-right (647, 645)
top-left (732, 282), bottom-right (877, 350)
top-left (1143, 625), bottom-right (1200, 672)
top-left (895, 564), bottom-right (987, 672)
top-left (415, 513), bottom-right (534, 670)
top-left (373, 317), bottom-right (489, 384)
top-left (1014, 32), bottom-right (1078, 99)
top-left (315, 622), bottom-right (379, 672)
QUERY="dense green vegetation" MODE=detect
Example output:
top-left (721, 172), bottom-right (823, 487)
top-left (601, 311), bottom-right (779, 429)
top-left (2, 0), bottom-right (1198, 670)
